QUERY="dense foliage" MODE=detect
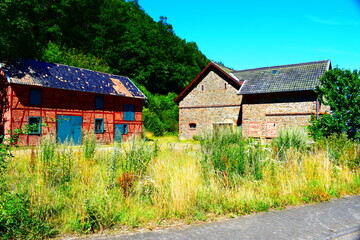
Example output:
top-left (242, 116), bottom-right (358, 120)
top-left (0, 0), bottom-right (210, 135)
top-left (309, 68), bottom-right (360, 141)
top-left (0, 0), bottom-right (209, 94)
top-left (141, 88), bottom-right (179, 136)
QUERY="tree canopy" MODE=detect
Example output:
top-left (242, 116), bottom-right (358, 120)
top-left (0, 0), bottom-right (209, 94)
top-left (309, 68), bottom-right (360, 141)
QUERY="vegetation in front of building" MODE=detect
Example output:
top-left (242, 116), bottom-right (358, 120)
top-left (309, 68), bottom-right (360, 141)
top-left (0, 129), bottom-right (358, 238)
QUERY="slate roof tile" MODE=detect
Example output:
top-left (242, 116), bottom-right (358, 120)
top-left (1, 59), bottom-right (146, 99)
top-left (233, 60), bottom-right (331, 94)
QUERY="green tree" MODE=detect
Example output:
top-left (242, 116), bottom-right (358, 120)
top-left (309, 68), bottom-right (360, 140)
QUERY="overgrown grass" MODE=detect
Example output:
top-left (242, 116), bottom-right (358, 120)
top-left (2, 128), bottom-right (359, 238)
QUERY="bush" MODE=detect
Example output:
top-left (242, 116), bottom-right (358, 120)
top-left (315, 133), bottom-right (360, 168)
top-left (83, 132), bottom-right (97, 159)
top-left (38, 135), bottom-right (57, 183)
top-left (142, 90), bottom-right (179, 136)
top-left (118, 136), bottom-right (158, 196)
top-left (0, 192), bottom-right (53, 239)
top-left (199, 128), bottom-right (265, 181)
top-left (272, 127), bottom-right (309, 161)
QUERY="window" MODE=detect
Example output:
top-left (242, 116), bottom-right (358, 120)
top-left (95, 95), bottom-right (104, 109)
top-left (201, 85), bottom-right (204, 91)
top-left (30, 88), bottom-right (42, 105)
top-left (124, 104), bottom-right (135, 121)
top-left (189, 123), bottom-right (197, 129)
top-left (121, 124), bottom-right (129, 134)
top-left (28, 117), bottom-right (41, 134)
top-left (94, 118), bottom-right (104, 133)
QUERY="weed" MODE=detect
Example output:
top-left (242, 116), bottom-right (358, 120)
top-left (272, 127), bottom-right (309, 161)
top-left (83, 132), bottom-right (97, 160)
top-left (38, 134), bottom-right (56, 182)
top-left (0, 192), bottom-right (54, 239)
top-left (1, 133), bottom-right (359, 237)
top-left (315, 133), bottom-right (360, 168)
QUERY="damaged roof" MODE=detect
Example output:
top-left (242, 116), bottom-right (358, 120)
top-left (234, 60), bottom-right (331, 95)
top-left (1, 59), bottom-right (146, 99)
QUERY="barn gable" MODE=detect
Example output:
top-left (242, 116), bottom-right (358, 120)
top-left (175, 62), bottom-right (243, 140)
top-left (174, 62), bottom-right (241, 103)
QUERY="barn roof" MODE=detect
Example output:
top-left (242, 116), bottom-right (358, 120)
top-left (234, 60), bottom-right (331, 95)
top-left (1, 59), bottom-right (146, 99)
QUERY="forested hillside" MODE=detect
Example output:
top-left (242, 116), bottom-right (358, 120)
top-left (0, 0), bottom-right (210, 135)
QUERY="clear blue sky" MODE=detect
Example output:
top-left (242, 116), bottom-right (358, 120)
top-left (139, 0), bottom-right (360, 71)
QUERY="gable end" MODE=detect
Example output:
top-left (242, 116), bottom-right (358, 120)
top-left (174, 62), bottom-right (241, 103)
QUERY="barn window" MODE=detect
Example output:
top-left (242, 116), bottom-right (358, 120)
top-left (124, 104), bottom-right (135, 121)
top-left (201, 85), bottom-right (204, 91)
top-left (94, 118), bottom-right (104, 133)
top-left (95, 95), bottom-right (104, 109)
top-left (122, 124), bottom-right (129, 134)
top-left (30, 88), bottom-right (42, 105)
top-left (189, 123), bottom-right (197, 129)
top-left (28, 117), bottom-right (41, 134)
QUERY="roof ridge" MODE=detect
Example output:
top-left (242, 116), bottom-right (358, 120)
top-left (232, 60), bottom-right (330, 73)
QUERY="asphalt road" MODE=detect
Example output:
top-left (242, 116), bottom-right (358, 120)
top-left (79, 195), bottom-right (360, 240)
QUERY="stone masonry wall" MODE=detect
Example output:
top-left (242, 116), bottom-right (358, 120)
top-left (178, 70), bottom-right (242, 140)
top-left (242, 91), bottom-right (330, 138)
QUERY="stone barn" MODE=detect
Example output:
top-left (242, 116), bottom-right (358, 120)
top-left (175, 60), bottom-right (331, 140)
top-left (0, 59), bottom-right (146, 145)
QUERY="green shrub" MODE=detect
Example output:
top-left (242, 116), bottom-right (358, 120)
top-left (199, 128), bottom-right (266, 181)
top-left (0, 192), bottom-right (53, 239)
top-left (38, 135), bottom-right (57, 182)
top-left (272, 127), bottom-right (309, 161)
top-left (118, 136), bottom-right (158, 196)
top-left (316, 133), bottom-right (360, 168)
top-left (142, 91), bottom-right (179, 136)
top-left (83, 132), bottom-right (97, 159)
top-left (120, 136), bottom-right (158, 176)
top-left (54, 141), bottom-right (74, 186)
top-left (246, 140), bottom-right (266, 180)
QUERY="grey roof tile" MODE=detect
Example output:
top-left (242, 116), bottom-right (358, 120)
top-left (234, 60), bottom-right (330, 94)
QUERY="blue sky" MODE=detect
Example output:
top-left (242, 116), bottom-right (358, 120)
top-left (139, 0), bottom-right (360, 71)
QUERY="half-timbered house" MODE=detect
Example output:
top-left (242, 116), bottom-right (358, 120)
top-left (0, 59), bottom-right (145, 145)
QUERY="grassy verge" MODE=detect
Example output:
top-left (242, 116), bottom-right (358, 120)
top-left (2, 129), bottom-right (359, 238)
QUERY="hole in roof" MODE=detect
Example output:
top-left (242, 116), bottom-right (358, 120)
top-left (272, 70), bottom-right (278, 74)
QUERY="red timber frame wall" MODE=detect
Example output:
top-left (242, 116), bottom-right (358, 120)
top-left (1, 83), bottom-right (143, 145)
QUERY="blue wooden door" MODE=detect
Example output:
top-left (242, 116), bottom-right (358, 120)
top-left (57, 115), bottom-right (83, 144)
top-left (114, 124), bottom-right (128, 142)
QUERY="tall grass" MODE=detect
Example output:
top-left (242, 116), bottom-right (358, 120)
top-left (199, 128), bottom-right (266, 183)
top-left (2, 129), bottom-right (359, 238)
top-left (272, 127), bottom-right (309, 161)
top-left (82, 132), bottom-right (97, 160)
